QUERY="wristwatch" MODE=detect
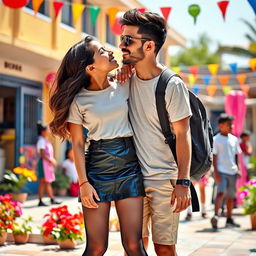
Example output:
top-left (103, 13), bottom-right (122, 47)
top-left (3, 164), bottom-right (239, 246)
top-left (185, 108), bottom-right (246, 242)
top-left (176, 179), bottom-right (191, 187)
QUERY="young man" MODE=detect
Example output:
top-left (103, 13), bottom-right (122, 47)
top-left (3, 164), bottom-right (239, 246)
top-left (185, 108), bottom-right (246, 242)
top-left (211, 113), bottom-right (241, 229)
top-left (119, 9), bottom-right (192, 256)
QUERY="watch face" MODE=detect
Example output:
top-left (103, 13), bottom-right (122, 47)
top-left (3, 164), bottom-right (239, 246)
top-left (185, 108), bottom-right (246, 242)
top-left (184, 180), bottom-right (190, 186)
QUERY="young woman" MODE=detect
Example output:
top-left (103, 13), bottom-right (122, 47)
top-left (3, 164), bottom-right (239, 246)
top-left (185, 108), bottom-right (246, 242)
top-left (49, 36), bottom-right (147, 256)
top-left (36, 123), bottom-right (61, 206)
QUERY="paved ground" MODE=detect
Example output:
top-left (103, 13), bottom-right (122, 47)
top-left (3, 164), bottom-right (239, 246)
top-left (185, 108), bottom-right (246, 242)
top-left (1, 181), bottom-right (256, 256)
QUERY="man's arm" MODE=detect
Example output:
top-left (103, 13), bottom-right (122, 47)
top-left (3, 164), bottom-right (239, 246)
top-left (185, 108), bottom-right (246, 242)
top-left (213, 154), bottom-right (221, 183)
top-left (170, 116), bottom-right (192, 213)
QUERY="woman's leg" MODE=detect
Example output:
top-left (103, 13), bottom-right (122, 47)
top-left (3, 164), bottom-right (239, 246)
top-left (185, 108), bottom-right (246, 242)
top-left (45, 181), bottom-right (54, 199)
top-left (38, 178), bottom-right (45, 200)
top-left (115, 196), bottom-right (147, 256)
top-left (82, 202), bottom-right (111, 256)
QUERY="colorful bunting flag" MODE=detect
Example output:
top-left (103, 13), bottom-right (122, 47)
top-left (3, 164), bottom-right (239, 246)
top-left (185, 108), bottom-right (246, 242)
top-left (236, 74), bottom-right (247, 85)
top-left (203, 75), bottom-right (211, 86)
top-left (160, 7), bottom-right (172, 21)
top-left (208, 64), bottom-right (219, 76)
top-left (72, 3), bottom-right (85, 25)
top-left (249, 58), bottom-right (256, 71)
top-left (89, 6), bottom-right (101, 28)
top-left (32, 0), bottom-right (44, 15)
top-left (240, 84), bottom-right (250, 96)
top-left (219, 75), bottom-right (229, 86)
top-left (3, 0), bottom-right (29, 9)
top-left (223, 86), bottom-right (232, 95)
top-left (108, 7), bottom-right (119, 27)
top-left (248, 0), bottom-right (256, 15)
top-left (53, 1), bottom-right (64, 19)
top-left (171, 67), bottom-right (180, 74)
top-left (189, 65), bottom-right (199, 76)
top-left (217, 1), bottom-right (230, 21)
top-left (192, 85), bottom-right (200, 95)
top-left (207, 85), bottom-right (217, 97)
top-left (229, 63), bottom-right (238, 74)
top-left (137, 8), bottom-right (146, 13)
top-left (188, 74), bottom-right (197, 86)
top-left (188, 4), bottom-right (200, 25)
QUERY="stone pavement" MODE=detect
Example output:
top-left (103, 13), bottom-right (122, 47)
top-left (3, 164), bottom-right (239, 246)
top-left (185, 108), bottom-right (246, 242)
top-left (0, 182), bottom-right (256, 256)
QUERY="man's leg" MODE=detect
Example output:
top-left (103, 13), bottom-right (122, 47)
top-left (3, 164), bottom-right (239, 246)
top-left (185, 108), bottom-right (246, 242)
top-left (154, 244), bottom-right (177, 256)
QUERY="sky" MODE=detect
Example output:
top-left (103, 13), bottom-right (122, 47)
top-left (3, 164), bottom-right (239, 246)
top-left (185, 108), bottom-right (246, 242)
top-left (137, 0), bottom-right (255, 66)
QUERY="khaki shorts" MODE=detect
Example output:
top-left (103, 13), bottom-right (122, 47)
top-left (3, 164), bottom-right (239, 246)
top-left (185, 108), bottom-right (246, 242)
top-left (142, 179), bottom-right (180, 245)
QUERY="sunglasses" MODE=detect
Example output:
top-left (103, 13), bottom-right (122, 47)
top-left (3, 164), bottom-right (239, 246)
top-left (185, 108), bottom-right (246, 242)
top-left (120, 35), bottom-right (151, 46)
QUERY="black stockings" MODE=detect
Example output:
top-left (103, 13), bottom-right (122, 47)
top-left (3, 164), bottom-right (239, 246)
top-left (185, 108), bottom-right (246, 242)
top-left (82, 196), bottom-right (147, 256)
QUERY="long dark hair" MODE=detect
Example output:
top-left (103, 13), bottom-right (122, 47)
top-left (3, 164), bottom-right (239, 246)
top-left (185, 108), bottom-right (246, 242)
top-left (49, 36), bottom-right (94, 140)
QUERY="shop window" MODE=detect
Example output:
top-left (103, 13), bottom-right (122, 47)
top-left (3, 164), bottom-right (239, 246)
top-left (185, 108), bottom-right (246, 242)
top-left (106, 15), bottom-right (116, 46)
top-left (61, 0), bottom-right (73, 27)
top-left (26, 1), bottom-right (50, 17)
top-left (82, 8), bottom-right (97, 37)
top-left (24, 95), bottom-right (40, 145)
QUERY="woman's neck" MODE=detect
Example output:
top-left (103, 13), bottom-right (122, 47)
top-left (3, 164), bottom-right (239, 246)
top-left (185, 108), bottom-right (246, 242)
top-left (87, 73), bottom-right (110, 91)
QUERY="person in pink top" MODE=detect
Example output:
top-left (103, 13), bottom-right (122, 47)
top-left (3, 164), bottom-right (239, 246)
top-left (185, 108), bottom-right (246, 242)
top-left (36, 123), bottom-right (61, 206)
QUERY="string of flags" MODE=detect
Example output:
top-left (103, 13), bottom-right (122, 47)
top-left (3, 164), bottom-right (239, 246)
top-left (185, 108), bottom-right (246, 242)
top-left (2, 0), bottom-right (256, 33)
top-left (172, 58), bottom-right (256, 97)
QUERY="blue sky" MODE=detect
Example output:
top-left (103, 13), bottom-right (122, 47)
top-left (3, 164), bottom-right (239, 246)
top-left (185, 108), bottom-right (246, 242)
top-left (137, 0), bottom-right (255, 65)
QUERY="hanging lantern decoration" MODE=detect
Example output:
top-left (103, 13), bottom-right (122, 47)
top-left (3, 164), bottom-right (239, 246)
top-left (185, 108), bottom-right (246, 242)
top-left (111, 12), bottom-right (124, 35)
top-left (188, 4), bottom-right (201, 25)
top-left (3, 0), bottom-right (29, 9)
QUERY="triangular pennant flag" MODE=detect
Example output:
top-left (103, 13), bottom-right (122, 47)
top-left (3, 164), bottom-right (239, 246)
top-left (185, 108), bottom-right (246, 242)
top-left (219, 75), bottom-right (229, 86)
top-left (236, 74), bottom-right (247, 85)
top-left (160, 7), bottom-right (172, 21)
top-left (189, 65), bottom-right (199, 76)
top-left (217, 1), bottom-right (229, 21)
top-left (3, 0), bottom-right (29, 8)
top-left (208, 64), bottom-right (219, 76)
top-left (248, 0), bottom-right (256, 15)
top-left (53, 1), bottom-right (64, 19)
top-left (89, 6), bottom-right (101, 28)
top-left (229, 63), bottom-right (238, 74)
top-left (249, 58), bottom-right (256, 71)
top-left (192, 85), bottom-right (200, 95)
top-left (72, 3), bottom-right (85, 25)
top-left (108, 7), bottom-right (119, 27)
top-left (188, 74), bottom-right (197, 86)
top-left (32, 0), bottom-right (44, 15)
top-left (207, 85), bottom-right (217, 97)
top-left (171, 66), bottom-right (180, 74)
top-left (137, 8), bottom-right (146, 13)
top-left (223, 86), bottom-right (232, 95)
top-left (240, 84), bottom-right (250, 96)
top-left (203, 75), bottom-right (211, 86)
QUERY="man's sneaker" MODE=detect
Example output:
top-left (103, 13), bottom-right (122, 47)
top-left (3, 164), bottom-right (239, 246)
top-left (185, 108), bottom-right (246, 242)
top-left (185, 213), bottom-right (192, 221)
top-left (38, 200), bottom-right (48, 207)
top-left (202, 213), bottom-right (208, 219)
top-left (211, 216), bottom-right (218, 229)
top-left (50, 198), bottom-right (62, 205)
top-left (226, 218), bottom-right (240, 228)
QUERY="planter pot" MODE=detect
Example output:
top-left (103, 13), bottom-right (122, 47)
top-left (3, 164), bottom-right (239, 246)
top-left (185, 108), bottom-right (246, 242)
top-left (43, 234), bottom-right (57, 244)
top-left (13, 233), bottom-right (29, 244)
top-left (57, 239), bottom-right (76, 249)
top-left (0, 232), bottom-right (7, 245)
top-left (57, 189), bottom-right (67, 196)
top-left (11, 193), bottom-right (28, 203)
top-left (250, 213), bottom-right (256, 230)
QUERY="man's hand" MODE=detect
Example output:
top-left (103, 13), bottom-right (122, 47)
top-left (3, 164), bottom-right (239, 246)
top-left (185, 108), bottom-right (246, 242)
top-left (115, 65), bottom-right (134, 83)
top-left (170, 185), bottom-right (191, 213)
top-left (237, 169), bottom-right (242, 178)
top-left (214, 171), bottom-right (221, 183)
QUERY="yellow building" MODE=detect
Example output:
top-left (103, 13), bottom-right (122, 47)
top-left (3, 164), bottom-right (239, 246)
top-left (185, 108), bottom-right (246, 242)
top-left (0, 0), bottom-right (186, 184)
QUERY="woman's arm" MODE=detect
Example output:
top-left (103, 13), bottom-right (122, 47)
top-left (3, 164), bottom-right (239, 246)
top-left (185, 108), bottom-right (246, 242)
top-left (68, 123), bottom-right (100, 208)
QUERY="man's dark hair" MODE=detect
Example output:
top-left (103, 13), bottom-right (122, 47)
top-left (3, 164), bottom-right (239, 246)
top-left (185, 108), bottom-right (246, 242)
top-left (120, 9), bottom-right (167, 54)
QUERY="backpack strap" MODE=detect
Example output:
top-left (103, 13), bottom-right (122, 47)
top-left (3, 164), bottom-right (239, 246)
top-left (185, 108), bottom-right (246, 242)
top-left (156, 68), bottom-right (200, 212)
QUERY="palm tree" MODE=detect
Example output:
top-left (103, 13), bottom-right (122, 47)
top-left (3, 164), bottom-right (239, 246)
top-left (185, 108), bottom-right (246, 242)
top-left (218, 18), bottom-right (256, 58)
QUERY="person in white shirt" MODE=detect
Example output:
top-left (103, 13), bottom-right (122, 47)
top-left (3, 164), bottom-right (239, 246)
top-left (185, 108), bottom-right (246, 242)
top-left (211, 113), bottom-right (242, 229)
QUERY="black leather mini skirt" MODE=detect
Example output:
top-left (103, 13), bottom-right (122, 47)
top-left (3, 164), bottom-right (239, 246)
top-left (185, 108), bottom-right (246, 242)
top-left (85, 136), bottom-right (145, 202)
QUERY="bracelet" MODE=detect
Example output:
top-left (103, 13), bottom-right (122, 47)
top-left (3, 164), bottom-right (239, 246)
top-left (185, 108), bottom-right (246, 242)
top-left (79, 180), bottom-right (89, 187)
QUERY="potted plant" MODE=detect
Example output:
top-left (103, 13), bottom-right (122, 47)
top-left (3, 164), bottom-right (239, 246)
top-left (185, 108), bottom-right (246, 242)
top-left (239, 178), bottom-right (256, 230)
top-left (12, 216), bottom-right (33, 244)
top-left (0, 194), bottom-right (23, 245)
top-left (0, 167), bottom-right (37, 203)
top-left (52, 170), bottom-right (71, 196)
top-left (42, 205), bottom-right (84, 249)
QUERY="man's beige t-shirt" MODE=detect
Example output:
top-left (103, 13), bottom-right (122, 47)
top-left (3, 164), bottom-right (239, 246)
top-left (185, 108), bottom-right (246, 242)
top-left (129, 72), bottom-right (192, 180)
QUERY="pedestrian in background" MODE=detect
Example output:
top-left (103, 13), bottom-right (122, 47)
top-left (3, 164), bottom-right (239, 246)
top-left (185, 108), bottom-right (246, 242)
top-left (211, 113), bottom-right (241, 229)
top-left (36, 123), bottom-right (61, 206)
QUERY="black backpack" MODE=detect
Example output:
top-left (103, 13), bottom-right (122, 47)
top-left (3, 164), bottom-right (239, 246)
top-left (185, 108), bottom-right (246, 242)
top-left (155, 69), bottom-right (213, 211)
